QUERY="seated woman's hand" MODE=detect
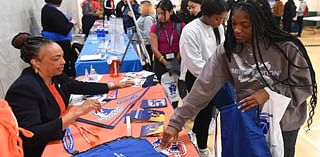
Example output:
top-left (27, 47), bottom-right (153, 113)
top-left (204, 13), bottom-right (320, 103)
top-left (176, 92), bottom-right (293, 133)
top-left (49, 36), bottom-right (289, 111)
top-left (117, 80), bottom-right (135, 89)
top-left (75, 99), bottom-right (102, 116)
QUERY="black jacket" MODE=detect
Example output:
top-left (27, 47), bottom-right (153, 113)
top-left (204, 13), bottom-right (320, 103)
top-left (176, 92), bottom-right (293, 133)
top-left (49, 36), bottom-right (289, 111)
top-left (5, 67), bottom-right (109, 157)
top-left (41, 4), bottom-right (74, 36)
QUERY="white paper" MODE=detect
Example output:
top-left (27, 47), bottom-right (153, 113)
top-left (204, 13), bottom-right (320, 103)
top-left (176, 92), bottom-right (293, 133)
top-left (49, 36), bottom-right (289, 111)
top-left (78, 54), bottom-right (105, 61)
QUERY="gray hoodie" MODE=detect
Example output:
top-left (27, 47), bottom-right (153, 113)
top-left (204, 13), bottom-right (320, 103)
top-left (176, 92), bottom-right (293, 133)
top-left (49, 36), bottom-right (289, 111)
top-left (169, 40), bottom-right (313, 132)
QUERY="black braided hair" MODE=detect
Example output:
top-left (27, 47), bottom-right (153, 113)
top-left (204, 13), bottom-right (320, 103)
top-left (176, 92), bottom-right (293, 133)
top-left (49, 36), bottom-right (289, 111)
top-left (11, 32), bottom-right (54, 64)
top-left (224, 0), bottom-right (317, 131)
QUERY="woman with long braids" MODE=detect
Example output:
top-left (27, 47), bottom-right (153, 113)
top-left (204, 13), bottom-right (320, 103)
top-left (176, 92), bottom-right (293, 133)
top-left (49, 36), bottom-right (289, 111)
top-left (160, 0), bottom-right (317, 157)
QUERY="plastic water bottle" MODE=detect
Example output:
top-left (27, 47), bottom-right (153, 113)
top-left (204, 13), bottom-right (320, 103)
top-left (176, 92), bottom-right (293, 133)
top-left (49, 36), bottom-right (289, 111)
top-left (101, 28), bottom-right (106, 39)
top-left (96, 28), bottom-right (101, 39)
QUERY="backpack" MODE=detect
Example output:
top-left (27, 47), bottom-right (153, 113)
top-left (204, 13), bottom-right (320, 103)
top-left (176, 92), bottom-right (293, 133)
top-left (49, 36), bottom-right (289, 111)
top-left (303, 5), bottom-right (309, 16)
top-left (0, 99), bottom-right (33, 157)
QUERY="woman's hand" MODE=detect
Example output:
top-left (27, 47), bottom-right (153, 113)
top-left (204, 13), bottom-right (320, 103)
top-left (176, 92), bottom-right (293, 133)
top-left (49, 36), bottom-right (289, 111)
top-left (74, 99), bottom-right (102, 116)
top-left (159, 126), bottom-right (179, 149)
top-left (238, 88), bottom-right (269, 112)
top-left (62, 99), bottom-right (101, 130)
top-left (117, 80), bottom-right (135, 88)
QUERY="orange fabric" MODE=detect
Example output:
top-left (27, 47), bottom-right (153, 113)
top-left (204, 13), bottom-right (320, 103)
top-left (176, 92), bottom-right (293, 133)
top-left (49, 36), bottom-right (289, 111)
top-left (272, 1), bottom-right (284, 16)
top-left (81, 0), bottom-right (100, 10)
top-left (43, 74), bottom-right (199, 157)
top-left (0, 99), bottom-right (33, 157)
top-left (48, 83), bottom-right (66, 115)
top-left (91, 0), bottom-right (100, 10)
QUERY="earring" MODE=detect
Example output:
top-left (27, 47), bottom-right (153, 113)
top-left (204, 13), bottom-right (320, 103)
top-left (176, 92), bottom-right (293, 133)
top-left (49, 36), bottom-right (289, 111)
top-left (34, 68), bottom-right (38, 74)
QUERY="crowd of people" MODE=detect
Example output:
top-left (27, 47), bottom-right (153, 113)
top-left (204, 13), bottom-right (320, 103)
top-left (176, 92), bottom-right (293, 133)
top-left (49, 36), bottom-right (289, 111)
top-left (275, 0), bottom-right (309, 37)
top-left (3, 0), bottom-right (317, 157)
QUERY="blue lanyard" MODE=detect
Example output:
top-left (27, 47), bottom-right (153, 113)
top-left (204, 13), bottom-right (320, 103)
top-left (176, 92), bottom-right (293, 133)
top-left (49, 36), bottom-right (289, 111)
top-left (62, 128), bottom-right (77, 155)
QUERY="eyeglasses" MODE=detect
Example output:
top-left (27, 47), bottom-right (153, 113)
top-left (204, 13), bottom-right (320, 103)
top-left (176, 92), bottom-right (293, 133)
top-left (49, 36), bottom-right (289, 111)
top-left (187, 4), bottom-right (198, 11)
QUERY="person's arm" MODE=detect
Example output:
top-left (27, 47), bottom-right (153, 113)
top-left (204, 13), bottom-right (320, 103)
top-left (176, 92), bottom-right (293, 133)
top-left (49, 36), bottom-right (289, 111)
top-left (62, 99), bottom-right (101, 130)
top-left (275, 42), bottom-right (313, 107)
top-left (161, 45), bottom-right (231, 148)
top-left (132, 3), bottom-right (140, 19)
top-left (150, 24), bottom-right (167, 65)
top-left (169, 45), bottom-right (231, 130)
top-left (143, 16), bottom-right (154, 43)
top-left (5, 83), bottom-right (65, 146)
top-left (56, 74), bottom-right (134, 95)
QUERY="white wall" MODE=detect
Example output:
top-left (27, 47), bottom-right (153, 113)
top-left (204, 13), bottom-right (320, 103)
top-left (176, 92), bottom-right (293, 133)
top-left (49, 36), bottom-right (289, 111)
top-left (0, 0), bottom-right (79, 98)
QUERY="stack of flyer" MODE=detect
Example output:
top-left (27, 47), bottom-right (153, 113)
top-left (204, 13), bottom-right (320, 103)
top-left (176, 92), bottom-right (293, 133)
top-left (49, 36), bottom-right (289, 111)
top-left (128, 109), bottom-right (165, 123)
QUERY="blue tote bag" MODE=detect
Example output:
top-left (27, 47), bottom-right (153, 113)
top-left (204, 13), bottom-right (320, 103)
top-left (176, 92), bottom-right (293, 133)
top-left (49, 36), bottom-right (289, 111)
top-left (213, 82), bottom-right (271, 157)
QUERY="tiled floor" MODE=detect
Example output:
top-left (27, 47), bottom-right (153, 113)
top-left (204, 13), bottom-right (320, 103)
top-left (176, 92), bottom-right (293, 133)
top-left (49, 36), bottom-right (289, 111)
top-left (183, 28), bottom-right (320, 157)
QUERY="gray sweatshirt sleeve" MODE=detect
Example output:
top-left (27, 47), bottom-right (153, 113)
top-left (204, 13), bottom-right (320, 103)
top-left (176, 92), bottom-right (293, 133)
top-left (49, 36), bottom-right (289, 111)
top-left (275, 42), bottom-right (313, 131)
top-left (168, 45), bottom-right (232, 130)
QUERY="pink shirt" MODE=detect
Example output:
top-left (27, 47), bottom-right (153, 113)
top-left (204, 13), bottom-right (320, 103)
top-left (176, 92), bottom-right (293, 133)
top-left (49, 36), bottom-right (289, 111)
top-left (150, 21), bottom-right (185, 55)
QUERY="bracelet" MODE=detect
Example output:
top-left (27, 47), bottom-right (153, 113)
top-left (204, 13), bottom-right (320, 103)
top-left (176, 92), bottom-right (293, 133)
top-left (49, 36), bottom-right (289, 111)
top-left (159, 55), bottom-right (165, 63)
top-left (107, 82), bottom-right (115, 89)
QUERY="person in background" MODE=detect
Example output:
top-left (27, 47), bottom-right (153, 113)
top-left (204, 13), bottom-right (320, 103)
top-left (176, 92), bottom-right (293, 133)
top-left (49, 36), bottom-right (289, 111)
top-left (187, 0), bottom-right (202, 19)
top-left (226, 0), bottom-right (236, 10)
top-left (272, 0), bottom-right (284, 27)
top-left (137, 0), bottom-right (155, 71)
top-left (176, 0), bottom-right (193, 24)
top-left (150, 0), bottom-right (185, 108)
top-left (123, 0), bottom-right (140, 35)
top-left (179, 0), bottom-right (227, 156)
top-left (283, 0), bottom-right (296, 33)
top-left (41, 0), bottom-right (76, 77)
top-left (115, 0), bottom-right (126, 18)
top-left (104, 0), bottom-right (115, 20)
top-left (81, 0), bottom-right (100, 38)
top-left (6, 33), bottom-right (134, 157)
top-left (177, 0), bottom-right (203, 102)
top-left (174, 0), bottom-right (190, 105)
top-left (296, 0), bottom-right (308, 37)
top-left (160, 1), bottom-right (317, 157)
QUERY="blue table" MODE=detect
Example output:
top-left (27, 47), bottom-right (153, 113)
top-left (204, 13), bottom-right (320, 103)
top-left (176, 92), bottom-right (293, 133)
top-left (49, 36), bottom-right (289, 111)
top-left (75, 34), bottom-right (142, 76)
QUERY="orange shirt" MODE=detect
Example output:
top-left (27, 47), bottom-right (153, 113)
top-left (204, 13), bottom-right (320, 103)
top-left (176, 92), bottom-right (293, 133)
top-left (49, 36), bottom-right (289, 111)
top-left (48, 83), bottom-right (66, 115)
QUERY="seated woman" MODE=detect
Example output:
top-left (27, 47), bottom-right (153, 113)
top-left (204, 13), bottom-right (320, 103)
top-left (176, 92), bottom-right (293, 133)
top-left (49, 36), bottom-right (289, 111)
top-left (6, 32), bottom-right (134, 157)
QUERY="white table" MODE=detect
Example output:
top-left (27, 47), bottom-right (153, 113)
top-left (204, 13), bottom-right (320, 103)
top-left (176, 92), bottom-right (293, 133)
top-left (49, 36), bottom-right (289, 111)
top-left (304, 16), bottom-right (320, 22)
top-left (303, 16), bottom-right (320, 34)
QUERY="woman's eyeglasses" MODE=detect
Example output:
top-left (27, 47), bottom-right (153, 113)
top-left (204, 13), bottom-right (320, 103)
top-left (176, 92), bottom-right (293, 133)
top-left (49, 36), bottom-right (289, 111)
top-left (187, 5), bottom-right (198, 11)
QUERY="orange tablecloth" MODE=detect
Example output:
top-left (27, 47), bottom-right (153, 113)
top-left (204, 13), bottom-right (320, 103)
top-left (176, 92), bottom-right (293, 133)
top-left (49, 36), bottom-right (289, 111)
top-left (42, 74), bottom-right (199, 157)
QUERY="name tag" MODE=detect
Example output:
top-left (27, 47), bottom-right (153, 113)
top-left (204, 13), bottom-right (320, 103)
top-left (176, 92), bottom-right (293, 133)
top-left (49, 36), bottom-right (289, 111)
top-left (165, 53), bottom-right (175, 59)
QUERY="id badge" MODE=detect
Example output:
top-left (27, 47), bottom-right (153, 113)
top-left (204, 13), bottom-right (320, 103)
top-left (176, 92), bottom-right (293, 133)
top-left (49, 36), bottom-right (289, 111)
top-left (165, 53), bottom-right (175, 59)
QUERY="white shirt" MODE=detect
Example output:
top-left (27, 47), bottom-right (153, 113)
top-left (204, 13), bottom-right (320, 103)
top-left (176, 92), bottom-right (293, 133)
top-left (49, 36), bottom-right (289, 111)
top-left (297, 1), bottom-right (307, 17)
top-left (179, 18), bottom-right (225, 78)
